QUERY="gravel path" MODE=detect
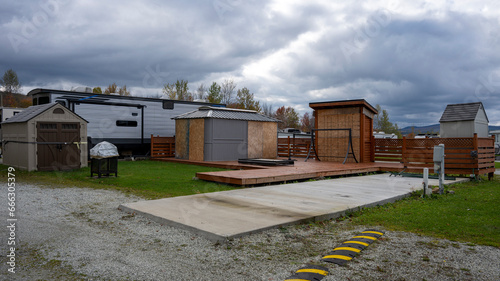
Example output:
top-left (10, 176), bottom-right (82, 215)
top-left (1, 183), bottom-right (499, 280)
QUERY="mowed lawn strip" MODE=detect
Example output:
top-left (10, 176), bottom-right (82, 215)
top-left (349, 176), bottom-right (500, 247)
top-left (2, 161), bottom-right (235, 199)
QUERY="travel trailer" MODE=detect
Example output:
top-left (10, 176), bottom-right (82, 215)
top-left (28, 88), bottom-right (222, 155)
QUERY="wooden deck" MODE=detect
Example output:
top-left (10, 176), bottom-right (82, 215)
top-left (154, 158), bottom-right (407, 186)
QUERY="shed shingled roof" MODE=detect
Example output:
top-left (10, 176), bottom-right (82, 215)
top-left (172, 106), bottom-right (279, 122)
top-left (439, 102), bottom-right (488, 123)
top-left (2, 103), bottom-right (88, 124)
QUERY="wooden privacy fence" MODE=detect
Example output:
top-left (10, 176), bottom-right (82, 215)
top-left (278, 137), bottom-right (314, 158)
top-left (151, 135), bottom-right (175, 158)
top-left (372, 134), bottom-right (495, 177)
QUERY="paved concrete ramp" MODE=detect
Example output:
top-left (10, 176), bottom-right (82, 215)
top-left (119, 174), bottom-right (464, 241)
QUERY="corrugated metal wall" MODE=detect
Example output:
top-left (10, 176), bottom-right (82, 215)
top-left (204, 119), bottom-right (248, 161)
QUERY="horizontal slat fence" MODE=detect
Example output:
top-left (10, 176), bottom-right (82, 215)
top-left (373, 134), bottom-right (495, 177)
top-left (151, 135), bottom-right (175, 158)
top-left (278, 137), bottom-right (314, 159)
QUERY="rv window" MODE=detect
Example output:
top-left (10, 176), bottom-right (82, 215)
top-left (163, 101), bottom-right (174, 110)
top-left (38, 96), bottom-right (50, 104)
top-left (132, 113), bottom-right (138, 116)
top-left (13, 111), bottom-right (20, 115)
top-left (33, 97), bottom-right (38, 105)
top-left (116, 120), bottom-right (138, 127)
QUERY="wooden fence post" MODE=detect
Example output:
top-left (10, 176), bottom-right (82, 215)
top-left (402, 136), bottom-right (407, 166)
top-left (473, 133), bottom-right (479, 175)
top-left (287, 136), bottom-right (291, 159)
top-left (150, 134), bottom-right (154, 158)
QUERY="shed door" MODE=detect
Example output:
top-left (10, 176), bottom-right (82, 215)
top-left (37, 122), bottom-right (81, 171)
top-left (204, 119), bottom-right (248, 161)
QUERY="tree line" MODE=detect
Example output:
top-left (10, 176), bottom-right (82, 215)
top-left (1, 69), bottom-right (400, 136)
top-left (159, 78), bottom-right (316, 132)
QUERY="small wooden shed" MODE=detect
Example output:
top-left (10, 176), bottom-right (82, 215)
top-left (2, 103), bottom-right (88, 171)
top-left (309, 99), bottom-right (378, 163)
top-left (439, 102), bottom-right (489, 138)
top-left (173, 106), bottom-right (279, 161)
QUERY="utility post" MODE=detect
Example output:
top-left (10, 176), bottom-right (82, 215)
top-left (433, 144), bottom-right (445, 194)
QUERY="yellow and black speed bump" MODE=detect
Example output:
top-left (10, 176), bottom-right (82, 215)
top-left (322, 229), bottom-right (384, 266)
top-left (284, 264), bottom-right (329, 281)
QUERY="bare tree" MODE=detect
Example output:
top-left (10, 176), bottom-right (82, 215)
top-left (1, 69), bottom-right (21, 94)
top-left (220, 79), bottom-right (236, 104)
top-left (196, 84), bottom-right (206, 100)
top-left (162, 79), bottom-right (192, 101)
top-left (261, 102), bottom-right (274, 117)
top-left (104, 83), bottom-right (118, 94)
top-left (300, 112), bottom-right (315, 132)
top-left (118, 85), bottom-right (131, 96)
top-left (1, 69), bottom-right (22, 107)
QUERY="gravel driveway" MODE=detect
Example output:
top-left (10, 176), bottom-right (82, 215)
top-left (1, 183), bottom-right (499, 280)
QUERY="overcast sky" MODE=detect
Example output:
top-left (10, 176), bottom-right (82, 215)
top-left (1, 0), bottom-right (499, 127)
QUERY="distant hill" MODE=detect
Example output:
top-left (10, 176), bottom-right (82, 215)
top-left (400, 124), bottom-right (440, 135)
top-left (400, 124), bottom-right (500, 135)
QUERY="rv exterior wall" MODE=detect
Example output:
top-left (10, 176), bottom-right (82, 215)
top-left (29, 89), bottom-right (219, 154)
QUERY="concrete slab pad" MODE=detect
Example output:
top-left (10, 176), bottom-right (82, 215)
top-left (119, 173), bottom-right (466, 241)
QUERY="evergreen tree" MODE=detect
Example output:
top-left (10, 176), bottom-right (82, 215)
top-left (207, 82), bottom-right (222, 104)
top-left (235, 87), bottom-right (261, 111)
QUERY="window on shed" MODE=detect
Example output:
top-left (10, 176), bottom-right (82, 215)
top-left (116, 120), bottom-right (138, 127)
top-left (40, 123), bottom-right (57, 130)
top-left (62, 124), bottom-right (78, 130)
top-left (163, 101), bottom-right (174, 110)
top-left (53, 108), bottom-right (65, 114)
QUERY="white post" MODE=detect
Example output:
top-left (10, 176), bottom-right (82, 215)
top-left (439, 144), bottom-right (445, 194)
top-left (423, 168), bottom-right (429, 197)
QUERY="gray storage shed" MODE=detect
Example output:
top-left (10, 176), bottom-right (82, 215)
top-left (173, 106), bottom-right (279, 161)
top-left (2, 103), bottom-right (88, 171)
top-left (439, 102), bottom-right (489, 138)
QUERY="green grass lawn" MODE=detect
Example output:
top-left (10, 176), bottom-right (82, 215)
top-left (496, 161), bottom-right (500, 169)
top-left (1, 161), bottom-right (235, 199)
top-left (3, 160), bottom-right (499, 247)
top-left (348, 176), bottom-right (500, 247)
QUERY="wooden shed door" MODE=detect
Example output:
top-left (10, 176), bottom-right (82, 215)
top-left (37, 122), bottom-right (81, 171)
